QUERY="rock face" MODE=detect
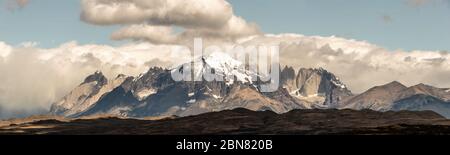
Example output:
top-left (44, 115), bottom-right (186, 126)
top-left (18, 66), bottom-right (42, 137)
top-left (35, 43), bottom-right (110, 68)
top-left (131, 67), bottom-right (169, 101)
top-left (281, 67), bottom-right (352, 108)
top-left (49, 72), bottom-right (128, 117)
top-left (280, 66), bottom-right (296, 91)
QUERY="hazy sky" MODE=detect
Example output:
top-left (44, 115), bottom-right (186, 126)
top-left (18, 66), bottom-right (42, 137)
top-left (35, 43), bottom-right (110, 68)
top-left (0, 0), bottom-right (450, 51)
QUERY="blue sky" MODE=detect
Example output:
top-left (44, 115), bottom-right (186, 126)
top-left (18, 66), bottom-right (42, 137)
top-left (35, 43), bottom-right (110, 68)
top-left (0, 0), bottom-right (123, 47)
top-left (1, 0), bottom-right (450, 51)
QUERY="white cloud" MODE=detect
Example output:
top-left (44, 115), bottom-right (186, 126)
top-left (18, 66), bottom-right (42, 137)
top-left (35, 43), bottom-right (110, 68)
top-left (20, 41), bottom-right (39, 48)
top-left (111, 25), bottom-right (179, 44)
top-left (0, 41), bottom-right (192, 118)
top-left (0, 42), bottom-right (12, 58)
top-left (240, 34), bottom-right (450, 93)
top-left (81, 0), bottom-right (233, 28)
top-left (80, 0), bottom-right (260, 44)
top-left (180, 16), bottom-right (261, 42)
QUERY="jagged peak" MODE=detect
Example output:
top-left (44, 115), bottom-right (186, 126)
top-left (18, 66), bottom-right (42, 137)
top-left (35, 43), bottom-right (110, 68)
top-left (202, 52), bottom-right (242, 70)
top-left (148, 66), bottom-right (164, 72)
top-left (406, 83), bottom-right (446, 95)
top-left (172, 52), bottom-right (243, 73)
top-left (297, 67), bottom-right (347, 89)
top-left (376, 81), bottom-right (407, 90)
top-left (298, 67), bottom-right (327, 73)
top-left (412, 83), bottom-right (432, 88)
top-left (143, 66), bottom-right (166, 76)
top-left (280, 65), bottom-right (296, 83)
top-left (316, 67), bottom-right (326, 72)
top-left (281, 65), bottom-right (295, 74)
top-left (115, 74), bottom-right (127, 79)
top-left (282, 65), bottom-right (294, 70)
top-left (82, 71), bottom-right (107, 85)
top-left (383, 81), bottom-right (400, 85)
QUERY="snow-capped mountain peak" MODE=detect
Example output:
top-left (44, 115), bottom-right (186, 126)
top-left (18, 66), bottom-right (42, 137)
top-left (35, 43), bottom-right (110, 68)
top-left (203, 52), bottom-right (242, 72)
top-left (172, 52), bottom-right (256, 85)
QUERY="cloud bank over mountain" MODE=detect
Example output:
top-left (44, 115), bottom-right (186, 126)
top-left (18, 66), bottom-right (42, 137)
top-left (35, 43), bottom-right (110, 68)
top-left (0, 41), bottom-right (192, 117)
top-left (1, 33), bottom-right (449, 118)
top-left (0, 0), bottom-right (450, 118)
top-left (240, 34), bottom-right (450, 93)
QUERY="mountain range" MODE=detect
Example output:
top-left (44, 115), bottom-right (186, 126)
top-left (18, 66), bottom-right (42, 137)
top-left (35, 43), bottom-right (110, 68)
top-left (49, 52), bottom-right (450, 118)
